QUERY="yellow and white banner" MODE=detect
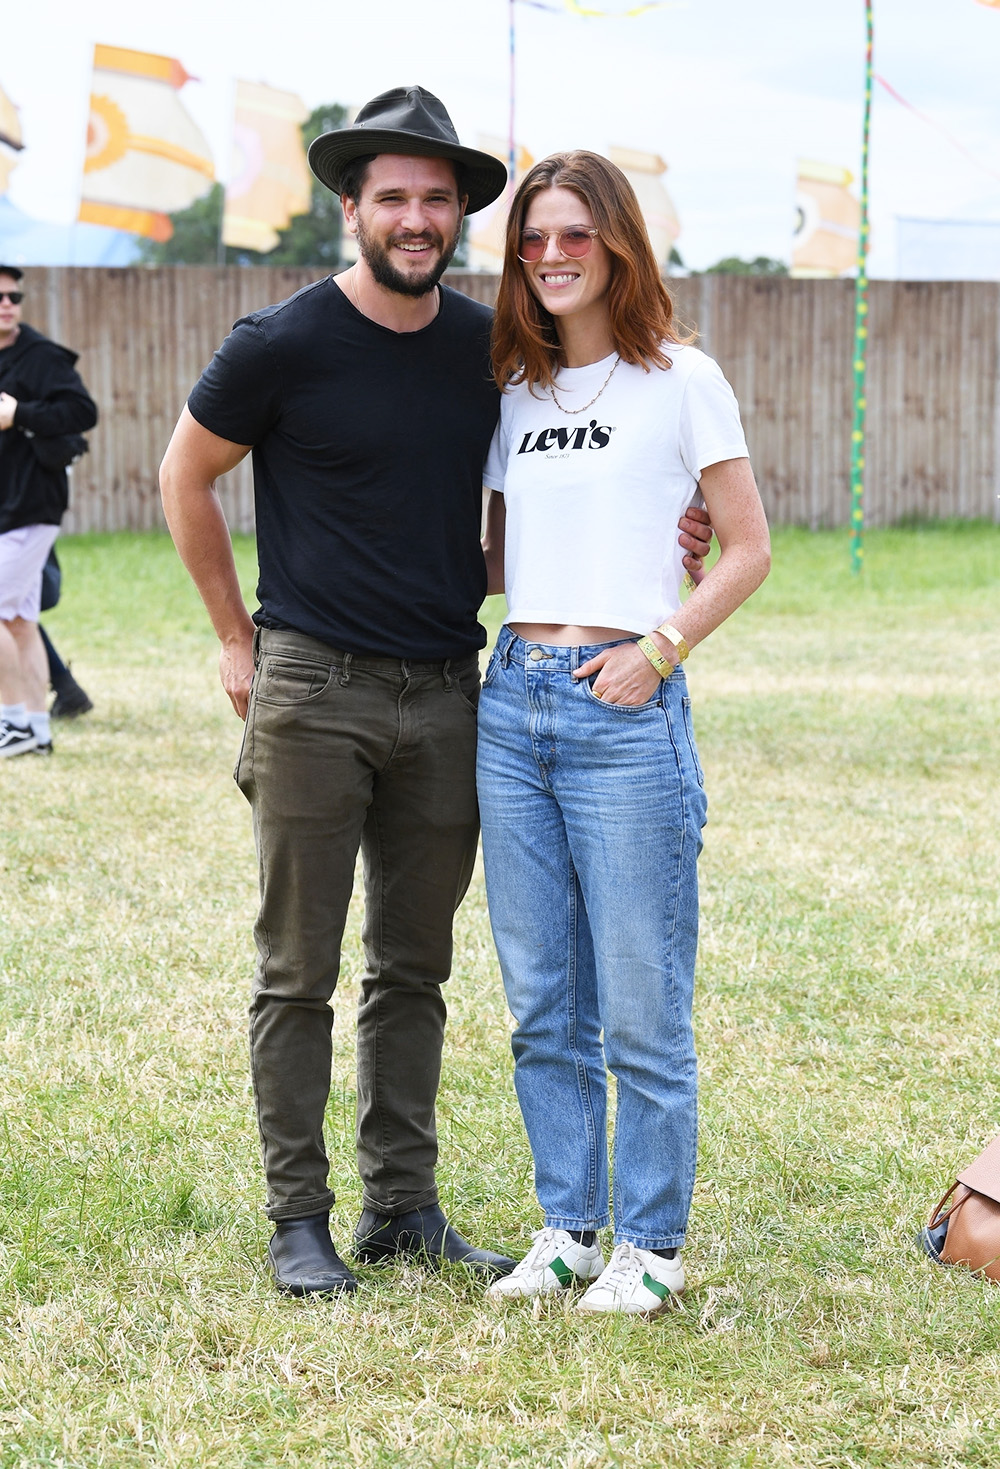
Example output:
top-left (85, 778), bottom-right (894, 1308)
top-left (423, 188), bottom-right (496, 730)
top-left (0, 79), bottom-right (24, 196)
top-left (791, 159), bottom-right (860, 278)
top-left (467, 135), bottom-right (534, 272)
top-left (79, 45), bottom-right (214, 241)
top-left (222, 81), bottom-right (311, 253)
top-left (608, 146), bottom-right (680, 267)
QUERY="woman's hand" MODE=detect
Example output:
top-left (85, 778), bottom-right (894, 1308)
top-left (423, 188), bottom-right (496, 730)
top-left (573, 640), bottom-right (668, 706)
top-left (678, 504), bottom-right (713, 584)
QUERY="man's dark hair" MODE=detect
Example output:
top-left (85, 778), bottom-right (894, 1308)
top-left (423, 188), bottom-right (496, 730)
top-left (0, 264), bottom-right (24, 281)
top-left (338, 155), bottom-right (469, 205)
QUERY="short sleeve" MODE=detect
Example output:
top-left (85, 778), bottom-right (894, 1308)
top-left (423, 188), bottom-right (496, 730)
top-left (187, 318), bottom-right (280, 446)
top-left (677, 355), bottom-right (749, 478)
top-left (482, 401), bottom-right (510, 492)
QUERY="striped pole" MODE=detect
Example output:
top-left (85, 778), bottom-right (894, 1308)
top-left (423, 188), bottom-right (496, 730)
top-left (508, 0), bottom-right (517, 200)
top-left (850, 0), bottom-right (874, 574)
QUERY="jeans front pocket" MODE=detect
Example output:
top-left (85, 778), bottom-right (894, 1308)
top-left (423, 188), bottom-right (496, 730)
top-left (581, 674), bottom-right (660, 714)
top-left (255, 655), bottom-right (333, 706)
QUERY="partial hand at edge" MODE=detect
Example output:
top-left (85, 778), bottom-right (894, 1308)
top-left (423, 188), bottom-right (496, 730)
top-left (221, 630), bottom-right (255, 720)
top-left (678, 503), bottom-right (714, 585)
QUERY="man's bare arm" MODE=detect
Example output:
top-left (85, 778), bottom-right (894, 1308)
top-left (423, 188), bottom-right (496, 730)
top-left (159, 405), bottom-right (256, 718)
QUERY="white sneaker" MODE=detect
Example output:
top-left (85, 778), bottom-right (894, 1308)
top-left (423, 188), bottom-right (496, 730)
top-left (487, 1228), bottom-right (605, 1300)
top-left (576, 1241), bottom-right (684, 1316)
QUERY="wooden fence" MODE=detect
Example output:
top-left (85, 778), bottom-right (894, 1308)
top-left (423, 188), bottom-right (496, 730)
top-left (17, 267), bottom-right (1000, 533)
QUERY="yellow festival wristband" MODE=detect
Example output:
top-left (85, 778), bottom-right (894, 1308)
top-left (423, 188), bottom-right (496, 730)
top-left (656, 622), bottom-right (690, 662)
top-left (636, 635), bottom-right (672, 679)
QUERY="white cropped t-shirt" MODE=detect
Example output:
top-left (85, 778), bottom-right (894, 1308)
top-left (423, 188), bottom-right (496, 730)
top-left (483, 343), bottom-right (749, 633)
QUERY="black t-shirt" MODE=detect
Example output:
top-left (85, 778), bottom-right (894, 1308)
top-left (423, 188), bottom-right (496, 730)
top-left (187, 277), bottom-right (499, 659)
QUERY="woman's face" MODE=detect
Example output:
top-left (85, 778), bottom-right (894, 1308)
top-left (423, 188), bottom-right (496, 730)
top-left (520, 185), bottom-right (612, 329)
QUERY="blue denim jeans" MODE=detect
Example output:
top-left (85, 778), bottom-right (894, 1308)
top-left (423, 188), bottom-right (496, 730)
top-left (476, 626), bottom-right (707, 1250)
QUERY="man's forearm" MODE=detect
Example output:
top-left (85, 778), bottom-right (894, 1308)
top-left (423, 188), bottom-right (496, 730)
top-left (161, 475), bottom-right (255, 647)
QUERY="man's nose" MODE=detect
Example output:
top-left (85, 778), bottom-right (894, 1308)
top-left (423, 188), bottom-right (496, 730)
top-left (400, 197), bottom-right (431, 233)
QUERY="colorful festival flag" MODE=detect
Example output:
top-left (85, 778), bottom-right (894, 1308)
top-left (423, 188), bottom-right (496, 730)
top-left (608, 146), bottom-right (680, 266)
top-left (790, 160), bottom-right (860, 278)
top-left (468, 134), bottom-right (534, 270)
top-left (79, 45), bottom-right (214, 241)
top-left (222, 81), bottom-right (311, 253)
top-left (0, 79), bottom-right (24, 197)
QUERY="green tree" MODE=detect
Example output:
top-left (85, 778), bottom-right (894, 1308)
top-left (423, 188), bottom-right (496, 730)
top-left (139, 102), bottom-right (347, 267)
top-left (699, 255), bottom-right (789, 276)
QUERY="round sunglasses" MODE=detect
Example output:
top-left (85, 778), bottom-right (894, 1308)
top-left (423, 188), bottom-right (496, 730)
top-left (517, 227), bottom-right (600, 263)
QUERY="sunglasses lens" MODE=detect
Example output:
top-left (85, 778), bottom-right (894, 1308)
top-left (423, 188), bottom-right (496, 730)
top-left (518, 230), bottom-right (595, 263)
top-left (560, 230), bottom-right (594, 257)
top-left (1, 292), bottom-right (23, 304)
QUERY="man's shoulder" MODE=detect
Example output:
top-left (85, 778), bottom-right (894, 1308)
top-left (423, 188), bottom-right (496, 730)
top-left (237, 276), bottom-right (339, 342)
top-left (11, 323), bottom-right (78, 368)
top-left (439, 284), bottom-right (494, 334)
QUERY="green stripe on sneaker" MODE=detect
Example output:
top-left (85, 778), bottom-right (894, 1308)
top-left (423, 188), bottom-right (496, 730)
top-left (642, 1272), bottom-right (670, 1301)
top-left (548, 1256), bottom-right (576, 1288)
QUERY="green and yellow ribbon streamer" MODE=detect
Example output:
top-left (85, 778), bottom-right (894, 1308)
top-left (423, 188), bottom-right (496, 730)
top-left (850, 1), bottom-right (873, 575)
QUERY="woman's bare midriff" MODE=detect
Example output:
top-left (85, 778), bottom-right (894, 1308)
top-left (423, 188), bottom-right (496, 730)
top-left (509, 623), bottom-right (638, 647)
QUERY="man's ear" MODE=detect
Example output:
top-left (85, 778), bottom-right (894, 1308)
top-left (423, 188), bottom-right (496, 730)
top-left (342, 193), bottom-right (359, 236)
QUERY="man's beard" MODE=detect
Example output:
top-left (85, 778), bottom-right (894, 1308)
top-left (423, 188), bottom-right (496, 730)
top-left (355, 213), bottom-right (462, 298)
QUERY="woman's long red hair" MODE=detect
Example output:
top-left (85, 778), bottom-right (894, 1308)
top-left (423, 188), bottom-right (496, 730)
top-left (491, 150), bottom-right (691, 393)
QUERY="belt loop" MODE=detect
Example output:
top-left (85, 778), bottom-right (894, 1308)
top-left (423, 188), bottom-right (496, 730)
top-left (500, 630), bottom-right (512, 669)
top-left (251, 626), bottom-right (262, 668)
top-left (442, 657), bottom-right (453, 691)
top-left (339, 652), bottom-right (353, 687)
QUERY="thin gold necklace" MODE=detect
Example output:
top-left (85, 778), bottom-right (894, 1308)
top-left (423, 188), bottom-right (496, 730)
top-left (349, 268), bottom-right (438, 322)
top-left (549, 354), bottom-right (620, 415)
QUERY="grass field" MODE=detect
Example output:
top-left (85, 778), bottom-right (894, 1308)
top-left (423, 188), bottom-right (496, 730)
top-left (1, 523), bottom-right (998, 1468)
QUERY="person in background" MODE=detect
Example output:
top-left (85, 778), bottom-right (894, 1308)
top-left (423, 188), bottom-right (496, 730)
top-left (39, 547), bottom-right (94, 718)
top-left (479, 151), bottom-right (771, 1316)
top-left (0, 264), bottom-right (97, 757)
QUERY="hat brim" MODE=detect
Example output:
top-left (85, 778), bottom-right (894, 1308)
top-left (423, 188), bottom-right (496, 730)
top-left (308, 129), bottom-right (508, 216)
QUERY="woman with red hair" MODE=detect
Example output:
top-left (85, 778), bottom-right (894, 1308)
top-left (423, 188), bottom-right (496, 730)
top-left (478, 151), bottom-right (770, 1316)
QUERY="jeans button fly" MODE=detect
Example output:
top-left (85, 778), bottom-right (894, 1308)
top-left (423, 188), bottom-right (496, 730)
top-left (528, 648), bottom-right (550, 661)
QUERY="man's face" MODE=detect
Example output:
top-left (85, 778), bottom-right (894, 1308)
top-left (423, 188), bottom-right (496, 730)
top-left (0, 274), bottom-right (23, 344)
top-left (345, 154), bottom-right (466, 298)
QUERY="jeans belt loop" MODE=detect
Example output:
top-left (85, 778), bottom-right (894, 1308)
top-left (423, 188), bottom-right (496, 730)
top-left (442, 657), bottom-right (453, 691)
top-left (500, 631), bottom-right (513, 669)
top-left (339, 651), bottom-right (352, 687)
top-left (251, 625), bottom-right (262, 668)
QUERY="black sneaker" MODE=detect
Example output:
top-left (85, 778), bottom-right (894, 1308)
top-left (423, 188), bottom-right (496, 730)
top-left (51, 671), bottom-right (93, 719)
top-left (0, 720), bottom-right (38, 758)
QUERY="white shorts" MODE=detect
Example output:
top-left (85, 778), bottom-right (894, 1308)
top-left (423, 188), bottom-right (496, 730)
top-left (0, 524), bottom-right (60, 621)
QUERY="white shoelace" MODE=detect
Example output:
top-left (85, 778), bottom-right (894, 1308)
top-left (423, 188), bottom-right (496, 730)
top-left (510, 1227), bottom-right (565, 1279)
top-left (599, 1242), bottom-right (645, 1290)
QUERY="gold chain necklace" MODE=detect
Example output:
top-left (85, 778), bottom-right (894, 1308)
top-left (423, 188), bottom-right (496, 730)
top-left (549, 354), bottom-right (620, 415)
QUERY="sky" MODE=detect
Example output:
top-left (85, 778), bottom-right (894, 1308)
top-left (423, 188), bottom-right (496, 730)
top-left (3, 0), bottom-right (1000, 276)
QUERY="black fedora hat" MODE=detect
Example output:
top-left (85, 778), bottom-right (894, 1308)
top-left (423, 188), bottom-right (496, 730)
top-left (308, 85), bottom-right (508, 216)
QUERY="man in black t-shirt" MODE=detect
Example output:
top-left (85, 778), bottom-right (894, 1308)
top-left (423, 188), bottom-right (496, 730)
top-left (160, 88), bottom-right (518, 1297)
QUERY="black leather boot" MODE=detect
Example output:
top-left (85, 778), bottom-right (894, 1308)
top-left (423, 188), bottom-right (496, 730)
top-left (354, 1203), bottom-right (516, 1278)
top-left (268, 1212), bottom-right (359, 1296)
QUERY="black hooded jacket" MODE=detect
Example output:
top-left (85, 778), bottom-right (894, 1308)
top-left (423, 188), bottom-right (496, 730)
top-left (0, 323), bottom-right (98, 533)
